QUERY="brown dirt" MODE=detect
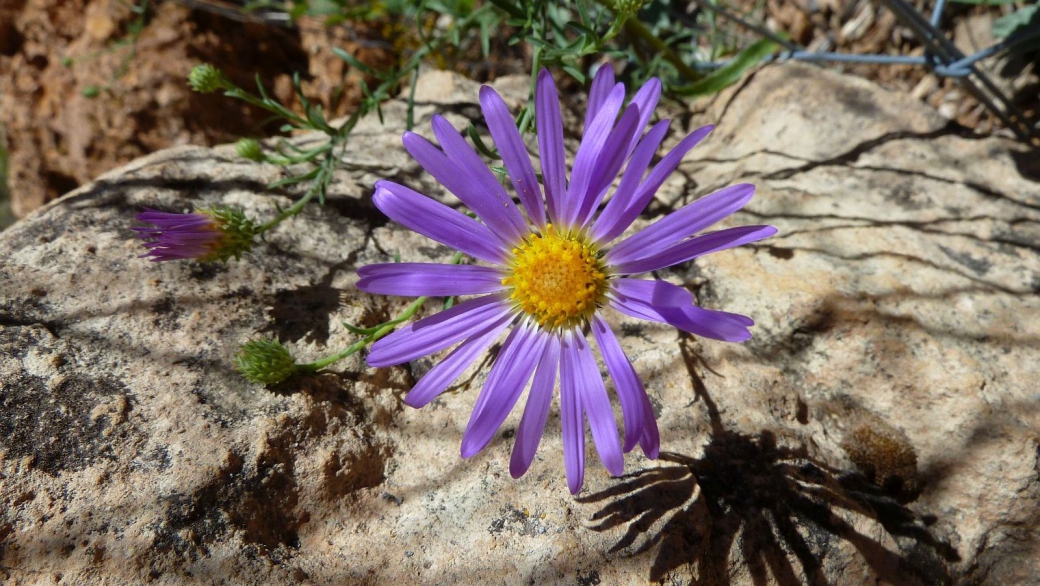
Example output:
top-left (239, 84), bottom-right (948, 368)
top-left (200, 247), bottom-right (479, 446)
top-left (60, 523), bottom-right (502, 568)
top-left (0, 0), bottom-right (391, 218)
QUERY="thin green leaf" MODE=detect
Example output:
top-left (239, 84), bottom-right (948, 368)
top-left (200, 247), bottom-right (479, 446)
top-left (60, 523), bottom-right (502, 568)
top-left (566, 20), bottom-right (598, 37)
top-left (480, 21), bottom-right (491, 56)
top-left (562, 64), bottom-right (587, 84)
top-left (343, 322), bottom-right (383, 336)
top-left (993, 4), bottom-right (1040, 40)
top-left (467, 124), bottom-right (501, 159)
top-left (332, 47), bottom-right (380, 78)
top-left (673, 39), bottom-right (778, 97)
top-left (487, 0), bottom-right (525, 18)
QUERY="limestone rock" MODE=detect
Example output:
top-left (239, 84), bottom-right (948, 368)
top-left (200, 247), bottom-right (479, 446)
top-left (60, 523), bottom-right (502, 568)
top-left (1, 63), bottom-right (1038, 585)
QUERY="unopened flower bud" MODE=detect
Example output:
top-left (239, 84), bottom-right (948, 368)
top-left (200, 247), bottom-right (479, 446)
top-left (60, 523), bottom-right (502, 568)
top-left (614, 0), bottom-right (644, 19)
top-left (188, 64), bottom-right (228, 93)
top-left (134, 206), bottom-right (258, 262)
top-left (235, 138), bottom-right (264, 162)
top-left (235, 339), bottom-right (298, 385)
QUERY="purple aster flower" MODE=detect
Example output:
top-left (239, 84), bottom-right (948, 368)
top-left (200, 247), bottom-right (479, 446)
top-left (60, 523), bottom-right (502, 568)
top-left (135, 207), bottom-right (257, 262)
top-left (358, 68), bottom-right (777, 494)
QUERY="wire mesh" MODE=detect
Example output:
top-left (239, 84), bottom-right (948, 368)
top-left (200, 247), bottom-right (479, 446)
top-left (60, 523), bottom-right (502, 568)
top-left (691, 0), bottom-right (1040, 144)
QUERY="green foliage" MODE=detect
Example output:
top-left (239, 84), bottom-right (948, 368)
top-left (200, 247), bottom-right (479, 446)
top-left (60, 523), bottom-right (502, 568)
top-left (993, 4), bottom-right (1039, 43)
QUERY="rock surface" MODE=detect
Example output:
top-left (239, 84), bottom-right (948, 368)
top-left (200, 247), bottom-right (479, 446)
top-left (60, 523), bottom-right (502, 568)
top-left (1, 63), bottom-right (1039, 585)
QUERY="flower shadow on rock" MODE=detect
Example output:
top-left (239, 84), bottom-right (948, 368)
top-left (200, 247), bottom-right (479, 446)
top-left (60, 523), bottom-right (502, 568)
top-left (578, 345), bottom-right (959, 585)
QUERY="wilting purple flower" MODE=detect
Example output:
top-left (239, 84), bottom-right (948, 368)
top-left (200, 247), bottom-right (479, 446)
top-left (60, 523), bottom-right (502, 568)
top-left (135, 207), bottom-right (256, 262)
top-left (358, 68), bottom-right (776, 494)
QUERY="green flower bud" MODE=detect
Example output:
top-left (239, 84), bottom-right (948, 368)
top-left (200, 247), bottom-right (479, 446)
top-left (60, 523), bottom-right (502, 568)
top-left (235, 138), bottom-right (264, 162)
top-left (188, 64), bottom-right (228, 93)
top-left (614, 0), bottom-right (644, 19)
top-left (195, 206), bottom-right (259, 262)
top-left (235, 339), bottom-right (299, 385)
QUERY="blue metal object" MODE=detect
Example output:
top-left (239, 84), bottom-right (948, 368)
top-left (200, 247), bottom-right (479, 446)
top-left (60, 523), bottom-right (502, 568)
top-left (689, 0), bottom-right (1040, 143)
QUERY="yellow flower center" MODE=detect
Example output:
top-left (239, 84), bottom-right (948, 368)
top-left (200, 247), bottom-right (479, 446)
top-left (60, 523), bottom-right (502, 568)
top-left (502, 224), bottom-right (609, 330)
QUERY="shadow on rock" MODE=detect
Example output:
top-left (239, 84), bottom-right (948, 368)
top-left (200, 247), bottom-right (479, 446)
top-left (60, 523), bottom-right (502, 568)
top-left (579, 378), bottom-right (959, 585)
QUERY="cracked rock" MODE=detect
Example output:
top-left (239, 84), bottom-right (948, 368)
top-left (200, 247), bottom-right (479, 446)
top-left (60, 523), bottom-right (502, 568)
top-left (1, 63), bottom-right (1038, 585)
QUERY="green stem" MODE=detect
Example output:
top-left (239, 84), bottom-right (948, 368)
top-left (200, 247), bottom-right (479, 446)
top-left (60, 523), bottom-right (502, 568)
top-left (297, 296), bottom-right (425, 371)
top-left (623, 17), bottom-right (701, 83)
top-left (254, 105), bottom-right (369, 234)
top-left (517, 44), bottom-right (543, 137)
top-left (296, 252), bottom-right (466, 373)
top-left (255, 186), bottom-right (320, 234)
top-left (588, 0), bottom-right (702, 83)
top-left (225, 86), bottom-right (311, 128)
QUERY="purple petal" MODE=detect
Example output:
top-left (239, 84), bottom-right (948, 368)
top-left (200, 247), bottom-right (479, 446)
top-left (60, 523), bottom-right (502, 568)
top-left (479, 86), bottom-right (546, 229)
top-left (430, 116), bottom-right (528, 242)
top-left (402, 130), bottom-right (523, 246)
top-left (357, 263), bottom-right (507, 297)
top-left (135, 209), bottom-right (223, 261)
top-left (638, 387), bottom-right (660, 459)
top-left (608, 278), bottom-right (754, 342)
top-left (404, 315), bottom-right (513, 408)
top-left (594, 125), bottom-right (715, 246)
top-left (623, 78), bottom-right (662, 158)
top-left (461, 324), bottom-right (548, 458)
top-left (372, 181), bottom-right (507, 264)
top-left (367, 295), bottom-right (514, 367)
top-left (614, 225), bottom-right (778, 275)
top-left (590, 315), bottom-right (645, 452)
top-left (536, 70), bottom-right (567, 224)
top-left (590, 120), bottom-right (671, 244)
top-left (136, 209), bottom-right (212, 228)
top-left (562, 83), bottom-right (625, 228)
top-left (509, 335), bottom-right (561, 479)
top-left (585, 65), bottom-right (616, 131)
top-left (571, 331), bottom-right (624, 477)
top-left (559, 331), bottom-right (586, 494)
top-left (575, 104), bottom-right (642, 228)
top-left (606, 182), bottom-right (754, 266)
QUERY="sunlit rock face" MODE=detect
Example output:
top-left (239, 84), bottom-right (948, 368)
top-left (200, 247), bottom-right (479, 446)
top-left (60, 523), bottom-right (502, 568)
top-left (1, 64), bottom-right (1038, 585)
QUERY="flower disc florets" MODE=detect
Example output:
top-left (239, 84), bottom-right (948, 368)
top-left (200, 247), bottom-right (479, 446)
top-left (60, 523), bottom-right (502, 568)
top-left (503, 225), bottom-right (608, 331)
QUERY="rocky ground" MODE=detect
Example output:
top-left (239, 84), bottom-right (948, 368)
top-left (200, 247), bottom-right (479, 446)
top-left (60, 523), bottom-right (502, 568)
top-left (1, 64), bottom-right (1038, 585)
